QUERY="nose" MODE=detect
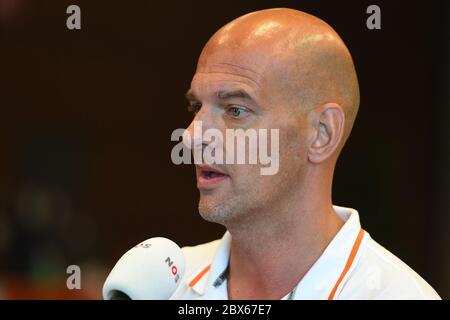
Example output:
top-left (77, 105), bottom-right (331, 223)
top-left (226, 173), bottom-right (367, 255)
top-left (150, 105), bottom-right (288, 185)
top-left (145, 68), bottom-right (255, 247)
top-left (183, 107), bottom-right (214, 151)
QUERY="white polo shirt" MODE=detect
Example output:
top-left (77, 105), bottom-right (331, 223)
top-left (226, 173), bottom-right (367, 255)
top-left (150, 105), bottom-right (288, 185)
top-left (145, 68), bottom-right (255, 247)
top-left (170, 206), bottom-right (441, 300)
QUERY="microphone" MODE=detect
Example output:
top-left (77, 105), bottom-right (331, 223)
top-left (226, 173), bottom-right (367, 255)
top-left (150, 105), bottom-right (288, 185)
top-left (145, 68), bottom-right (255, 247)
top-left (103, 237), bottom-right (185, 300)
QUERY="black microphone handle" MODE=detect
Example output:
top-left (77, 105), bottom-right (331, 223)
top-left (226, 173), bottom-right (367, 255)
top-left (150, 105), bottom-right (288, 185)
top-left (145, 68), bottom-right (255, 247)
top-left (109, 290), bottom-right (132, 300)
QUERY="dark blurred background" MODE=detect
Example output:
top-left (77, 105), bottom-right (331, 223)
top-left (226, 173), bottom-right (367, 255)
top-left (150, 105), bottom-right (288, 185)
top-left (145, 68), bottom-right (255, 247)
top-left (0, 0), bottom-right (448, 299)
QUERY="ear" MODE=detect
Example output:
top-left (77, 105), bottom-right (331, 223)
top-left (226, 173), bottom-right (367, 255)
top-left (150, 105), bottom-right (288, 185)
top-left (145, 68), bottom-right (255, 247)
top-left (307, 103), bottom-right (345, 164)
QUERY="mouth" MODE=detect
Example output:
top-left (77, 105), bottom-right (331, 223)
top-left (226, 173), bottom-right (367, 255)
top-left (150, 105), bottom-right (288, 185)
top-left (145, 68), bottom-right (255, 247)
top-left (196, 165), bottom-right (229, 189)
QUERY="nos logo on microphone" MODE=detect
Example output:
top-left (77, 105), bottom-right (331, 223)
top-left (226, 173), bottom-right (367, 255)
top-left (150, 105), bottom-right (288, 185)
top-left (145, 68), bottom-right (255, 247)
top-left (165, 257), bottom-right (181, 283)
top-left (135, 242), bottom-right (152, 248)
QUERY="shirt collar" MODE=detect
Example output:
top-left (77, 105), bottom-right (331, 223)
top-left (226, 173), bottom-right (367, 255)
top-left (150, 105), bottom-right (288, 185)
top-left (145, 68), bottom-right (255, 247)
top-left (185, 205), bottom-right (366, 299)
top-left (292, 205), bottom-right (365, 299)
top-left (185, 231), bottom-right (231, 296)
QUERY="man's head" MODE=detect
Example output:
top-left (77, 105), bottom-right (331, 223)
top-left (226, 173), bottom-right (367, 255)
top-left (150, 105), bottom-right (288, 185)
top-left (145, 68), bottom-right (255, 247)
top-left (185, 8), bottom-right (360, 227)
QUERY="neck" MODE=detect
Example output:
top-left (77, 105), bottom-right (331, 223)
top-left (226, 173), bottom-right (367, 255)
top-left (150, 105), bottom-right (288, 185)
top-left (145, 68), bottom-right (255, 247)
top-left (225, 167), bottom-right (344, 300)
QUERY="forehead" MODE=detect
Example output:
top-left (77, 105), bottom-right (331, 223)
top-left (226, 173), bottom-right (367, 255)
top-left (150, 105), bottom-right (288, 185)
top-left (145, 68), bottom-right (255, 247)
top-left (190, 39), bottom-right (293, 107)
top-left (191, 62), bottom-right (262, 96)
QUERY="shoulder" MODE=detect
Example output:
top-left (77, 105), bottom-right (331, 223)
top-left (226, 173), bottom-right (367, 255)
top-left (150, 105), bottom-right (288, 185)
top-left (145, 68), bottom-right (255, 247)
top-left (340, 233), bottom-right (441, 300)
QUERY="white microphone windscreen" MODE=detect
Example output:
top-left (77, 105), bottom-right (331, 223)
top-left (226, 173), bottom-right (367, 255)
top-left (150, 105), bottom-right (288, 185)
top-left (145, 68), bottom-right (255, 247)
top-left (103, 237), bottom-right (185, 300)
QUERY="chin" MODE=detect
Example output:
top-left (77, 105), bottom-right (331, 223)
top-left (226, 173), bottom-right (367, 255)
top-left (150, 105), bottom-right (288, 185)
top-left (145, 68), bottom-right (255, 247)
top-left (198, 199), bottom-right (235, 225)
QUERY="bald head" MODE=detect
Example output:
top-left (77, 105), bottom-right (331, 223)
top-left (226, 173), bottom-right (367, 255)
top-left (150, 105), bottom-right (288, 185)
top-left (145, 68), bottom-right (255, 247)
top-left (197, 8), bottom-right (360, 146)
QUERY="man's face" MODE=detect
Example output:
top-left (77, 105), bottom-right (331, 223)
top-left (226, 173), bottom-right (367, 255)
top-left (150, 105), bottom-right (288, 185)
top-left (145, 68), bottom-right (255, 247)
top-left (185, 49), bottom-right (309, 226)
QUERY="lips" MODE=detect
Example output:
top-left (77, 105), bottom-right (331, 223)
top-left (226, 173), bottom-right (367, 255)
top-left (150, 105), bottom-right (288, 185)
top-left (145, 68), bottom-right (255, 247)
top-left (196, 164), bottom-right (229, 189)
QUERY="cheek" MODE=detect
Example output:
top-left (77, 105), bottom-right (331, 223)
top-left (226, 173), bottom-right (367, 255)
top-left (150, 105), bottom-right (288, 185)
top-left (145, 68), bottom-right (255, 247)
top-left (231, 164), bottom-right (260, 182)
top-left (279, 123), bottom-right (308, 170)
top-left (228, 164), bottom-right (265, 197)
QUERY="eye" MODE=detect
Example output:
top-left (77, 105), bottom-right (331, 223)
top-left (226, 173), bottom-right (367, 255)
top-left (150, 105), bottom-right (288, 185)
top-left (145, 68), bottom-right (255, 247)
top-left (187, 102), bottom-right (202, 115)
top-left (226, 105), bottom-right (249, 119)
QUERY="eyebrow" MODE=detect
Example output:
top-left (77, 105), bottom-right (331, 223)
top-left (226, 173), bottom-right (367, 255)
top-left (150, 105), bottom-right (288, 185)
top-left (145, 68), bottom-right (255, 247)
top-left (216, 90), bottom-right (253, 101)
top-left (185, 89), bottom-right (255, 103)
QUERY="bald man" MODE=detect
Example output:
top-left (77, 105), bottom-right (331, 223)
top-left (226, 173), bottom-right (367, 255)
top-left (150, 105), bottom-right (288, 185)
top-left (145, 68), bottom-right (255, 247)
top-left (171, 8), bottom-right (440, 300)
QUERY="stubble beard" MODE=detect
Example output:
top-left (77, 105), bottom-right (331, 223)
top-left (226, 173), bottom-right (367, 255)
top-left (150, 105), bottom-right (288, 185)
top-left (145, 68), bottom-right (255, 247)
top-left (198, 189), bottom-right (258, 227)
